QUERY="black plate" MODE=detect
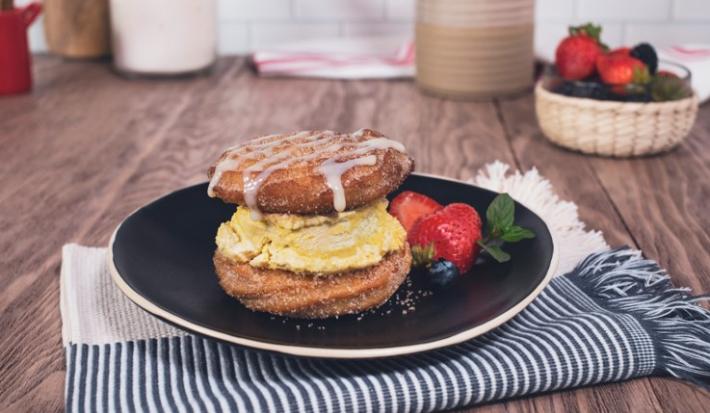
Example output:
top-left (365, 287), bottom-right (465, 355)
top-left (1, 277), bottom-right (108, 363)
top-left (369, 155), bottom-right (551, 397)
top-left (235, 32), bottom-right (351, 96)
top-left (110, 173), bottom-right (556, 358)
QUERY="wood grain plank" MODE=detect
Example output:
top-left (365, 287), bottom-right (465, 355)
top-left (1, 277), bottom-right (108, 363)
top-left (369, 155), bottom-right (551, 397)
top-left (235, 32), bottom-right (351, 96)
top-left (493, 98), bottom-right (634, 247)
top-left (588, 106), bottom-right (710, 292)
top-left (0, 269), bottom-right (64, 412)
top-left (0, 57), bottom-right (246, 411)
top-left (0, 58), bottom-right (237, 298)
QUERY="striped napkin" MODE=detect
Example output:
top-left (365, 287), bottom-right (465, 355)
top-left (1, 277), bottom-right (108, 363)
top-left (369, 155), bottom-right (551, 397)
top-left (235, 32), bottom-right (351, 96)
top-left (252, 36), bottom-right (415, 79)
top-left (61, 163), bottom-right (710, 412)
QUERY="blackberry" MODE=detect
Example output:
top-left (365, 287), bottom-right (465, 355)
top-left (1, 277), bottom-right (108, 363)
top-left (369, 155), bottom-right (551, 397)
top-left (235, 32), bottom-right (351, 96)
top-left (630, 43), bottom-right (658, 74)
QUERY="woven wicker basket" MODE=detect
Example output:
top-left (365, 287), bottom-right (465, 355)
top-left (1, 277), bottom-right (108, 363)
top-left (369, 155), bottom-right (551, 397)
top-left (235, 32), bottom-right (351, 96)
top-left (535, 82), bottom-right (699, 157)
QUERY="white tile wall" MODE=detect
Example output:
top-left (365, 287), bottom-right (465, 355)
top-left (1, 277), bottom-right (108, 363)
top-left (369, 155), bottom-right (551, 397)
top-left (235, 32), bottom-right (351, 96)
top-left (535, 0), bottom-right (575, 20)
top-left (218, 23), bottom-right (250, 54)
top-left (625, 23), bottom-right (710, 46)
top-left (576, 0), bottom-right (672, 22)
top-left (250, 22), bottom-right (340, 49)
top-left (24, 0), bottom-right (710, 59)
top-left (673, 0), bottom-right (710, 21)
top-left (219, 0), bottom-right (292, 21)
top-left (343, 22), bottom-right (413, 37)
top-left (386, 0), bottom-right (416, 21)
top-left (294, 0), bottom-right (384, 21)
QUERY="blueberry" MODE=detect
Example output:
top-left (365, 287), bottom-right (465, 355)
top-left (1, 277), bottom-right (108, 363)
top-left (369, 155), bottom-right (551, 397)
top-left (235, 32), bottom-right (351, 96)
top-left (426, 259), bottom-right (459, 289)
top-left (553, 81), bottom-right (575, 96)
top-left (554, 80), bottom-right (611, 100)
top-left (623, 92), bottom-right (652, 103)
top-left (630, 43), bottom-right (658, 74)
top-left (590, 86), bottom-right (612, 101)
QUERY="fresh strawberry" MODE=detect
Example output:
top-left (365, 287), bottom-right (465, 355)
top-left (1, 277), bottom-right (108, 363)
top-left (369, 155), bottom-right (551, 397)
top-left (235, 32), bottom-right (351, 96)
top-left (596, 53), bottom-right (649, 86)
top-left (409, 203), bottom-right (482, 273)
top-left (608, 47), bottom-right (631, 57)
top-left (388, 191), bottom-right (442, 232)
top-left (555, 23), bottom-right (605, 80)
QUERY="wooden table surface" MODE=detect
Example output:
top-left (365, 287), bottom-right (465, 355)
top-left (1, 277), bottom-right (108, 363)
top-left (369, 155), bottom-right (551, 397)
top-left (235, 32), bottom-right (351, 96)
top-left (1, 56), bottom-right (708, 412)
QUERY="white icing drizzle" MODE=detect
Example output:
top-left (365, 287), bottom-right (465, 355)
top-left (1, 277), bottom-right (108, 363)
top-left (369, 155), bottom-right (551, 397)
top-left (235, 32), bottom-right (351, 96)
top-left (320, 155), bottom-right (377, 211)
top-left (317, 137), bottom-right (406, 212)
top-left (352, 128), bottom-right (367, 137)
top-left (208, 131), bottom-right (313, 198)
top-left (344, 137), bottom-right (406, 154)
top-left (207, 129), bottom-right (407, 218)
top-left (243, 134), bottom-right (343, 220)
top-left (207, 157), bottom-right (239, 197)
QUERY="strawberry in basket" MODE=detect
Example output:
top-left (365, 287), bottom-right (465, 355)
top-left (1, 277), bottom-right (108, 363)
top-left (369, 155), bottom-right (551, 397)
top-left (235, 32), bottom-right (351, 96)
top-left (555, 23), bottom-right (605, 81)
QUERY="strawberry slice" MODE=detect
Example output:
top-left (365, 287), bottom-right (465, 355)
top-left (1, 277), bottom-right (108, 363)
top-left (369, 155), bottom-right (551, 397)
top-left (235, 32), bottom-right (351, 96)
top-left (388, 191), bottom-right (443, 232)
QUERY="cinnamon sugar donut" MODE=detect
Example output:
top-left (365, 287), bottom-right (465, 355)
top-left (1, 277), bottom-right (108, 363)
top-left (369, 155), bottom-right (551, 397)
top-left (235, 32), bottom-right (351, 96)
top-left (214, 244), bottom-right (412, 319)
top-left (207, 129), bottom-right (413, 215)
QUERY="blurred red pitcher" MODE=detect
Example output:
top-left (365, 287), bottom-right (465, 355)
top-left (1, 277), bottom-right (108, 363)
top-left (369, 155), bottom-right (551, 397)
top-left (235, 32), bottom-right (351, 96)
top-left (0, 2), bottom-right (42, 96)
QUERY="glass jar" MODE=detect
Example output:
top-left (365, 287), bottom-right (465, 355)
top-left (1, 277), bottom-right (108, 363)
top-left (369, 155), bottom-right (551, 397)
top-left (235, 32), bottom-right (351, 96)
top-left (109, 0), bottom-right (217, 76)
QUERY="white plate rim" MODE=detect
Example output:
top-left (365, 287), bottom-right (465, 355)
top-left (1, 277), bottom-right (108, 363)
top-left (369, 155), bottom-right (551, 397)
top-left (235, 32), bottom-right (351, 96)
top-left (107, 172), bottom-right (559, 359)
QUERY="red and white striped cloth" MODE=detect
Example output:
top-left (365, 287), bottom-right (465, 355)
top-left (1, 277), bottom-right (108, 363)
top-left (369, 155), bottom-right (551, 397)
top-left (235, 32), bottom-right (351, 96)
top-left (252, 36), bottom-right (415, 79)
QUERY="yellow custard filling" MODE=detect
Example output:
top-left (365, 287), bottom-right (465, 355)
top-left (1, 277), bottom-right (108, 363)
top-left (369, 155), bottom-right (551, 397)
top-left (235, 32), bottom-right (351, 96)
top-left (215, 198), bottom-right (406, 275)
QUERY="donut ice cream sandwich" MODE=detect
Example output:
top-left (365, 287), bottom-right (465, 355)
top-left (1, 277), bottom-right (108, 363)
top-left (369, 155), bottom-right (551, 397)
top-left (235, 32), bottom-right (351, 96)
top-left (208, 129), bottom-right (414, 318)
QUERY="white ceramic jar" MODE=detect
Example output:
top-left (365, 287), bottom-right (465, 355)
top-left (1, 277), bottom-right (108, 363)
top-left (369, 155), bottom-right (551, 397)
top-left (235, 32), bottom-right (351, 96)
top-left (109, 0), bottom-right (217, 76)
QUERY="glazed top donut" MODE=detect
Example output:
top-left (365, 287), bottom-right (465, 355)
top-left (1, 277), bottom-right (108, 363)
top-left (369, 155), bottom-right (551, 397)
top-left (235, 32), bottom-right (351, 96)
top-left (207, 129), bottom-right (413, 216)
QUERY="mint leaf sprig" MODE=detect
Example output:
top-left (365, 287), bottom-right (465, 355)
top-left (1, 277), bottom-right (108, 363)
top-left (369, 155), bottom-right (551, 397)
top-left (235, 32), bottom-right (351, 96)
top-left (477, 193), bottom-right (535, 263)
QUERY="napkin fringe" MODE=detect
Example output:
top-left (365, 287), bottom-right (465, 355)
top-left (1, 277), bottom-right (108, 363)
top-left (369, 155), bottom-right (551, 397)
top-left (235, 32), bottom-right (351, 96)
top-left (569, 247), bottom-right (710, 388)
top-left (471, 161), bottom-right (608, 275)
